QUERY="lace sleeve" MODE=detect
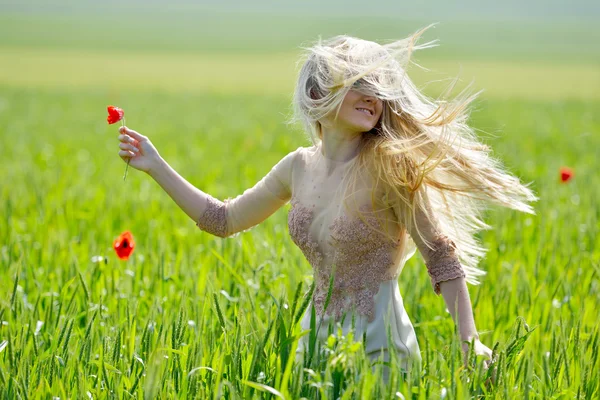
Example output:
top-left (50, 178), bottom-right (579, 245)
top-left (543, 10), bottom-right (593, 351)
top-left (196, 195), bottom-right (229, 237)
top-left (419, 233), bottom-right (465, 295)
top-left (196, 147), bottom-right (299, 238)
top-left (388, 186), bottom-right (466, 294)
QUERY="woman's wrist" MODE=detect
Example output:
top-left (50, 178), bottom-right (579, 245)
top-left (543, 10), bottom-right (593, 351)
top-left (461, 332), bottom-right (480, 343)
top-left (148, 156), bottom-right (167, 178)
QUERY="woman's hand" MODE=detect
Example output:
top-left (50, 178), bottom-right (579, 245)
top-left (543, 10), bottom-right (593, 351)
top-left (462, 337), bottom-right (494, 369)
top-left (117, 126), bottom-right (162, 174)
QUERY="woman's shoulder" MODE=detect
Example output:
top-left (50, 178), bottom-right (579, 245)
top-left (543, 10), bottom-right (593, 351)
top-left (292, 144), bottom-right (318, 155)
top-left (271, 145), bottom-right (315, 176)
top-left (285, 144), bottom-right (318, 165)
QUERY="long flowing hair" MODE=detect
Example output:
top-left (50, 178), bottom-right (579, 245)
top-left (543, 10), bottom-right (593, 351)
top-left (290, 25), bottom-right (538, 285)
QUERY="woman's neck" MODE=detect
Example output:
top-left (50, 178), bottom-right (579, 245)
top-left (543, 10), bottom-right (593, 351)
top-left (320, 126), bottom-right (362, 162)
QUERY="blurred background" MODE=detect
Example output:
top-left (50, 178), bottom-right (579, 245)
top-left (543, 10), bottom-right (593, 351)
top-left (1, 0), bottom-right (598, 98)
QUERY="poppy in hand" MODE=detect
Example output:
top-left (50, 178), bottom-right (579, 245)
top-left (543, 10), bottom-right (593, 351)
top-left (107, 106), bottom-right (125, 124)
top-left (113, 231), bottom-right (135, 260)
top-left (106, 105), bottom-right (131, 180)
top-left (559, 166), bottom-right (574, 183)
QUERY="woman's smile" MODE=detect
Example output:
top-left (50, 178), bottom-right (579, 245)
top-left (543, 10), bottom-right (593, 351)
top-left (356, 107), bottom-right (374, 116)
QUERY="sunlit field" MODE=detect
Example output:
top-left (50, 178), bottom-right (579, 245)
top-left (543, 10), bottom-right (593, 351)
top-left (1, 8), bottom-right (599, 399)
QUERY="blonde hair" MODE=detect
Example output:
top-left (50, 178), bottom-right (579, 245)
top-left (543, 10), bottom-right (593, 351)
top-left (290, 25), bottom-right (538, 285)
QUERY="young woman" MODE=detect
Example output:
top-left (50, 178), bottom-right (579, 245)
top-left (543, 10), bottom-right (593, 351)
top-left (116, 26), bottom-right (537, 383)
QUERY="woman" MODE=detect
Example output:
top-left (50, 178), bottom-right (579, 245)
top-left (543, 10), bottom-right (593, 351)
top-left (116, 26), bottom-right (537, 383)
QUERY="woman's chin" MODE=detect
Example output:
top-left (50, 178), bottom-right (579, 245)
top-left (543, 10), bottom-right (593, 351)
top-left (354, 123), bottom-right (377, 133)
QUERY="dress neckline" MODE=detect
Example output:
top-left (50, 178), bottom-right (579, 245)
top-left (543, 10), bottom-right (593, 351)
top-left (317, 142), bottom-right (361, 164)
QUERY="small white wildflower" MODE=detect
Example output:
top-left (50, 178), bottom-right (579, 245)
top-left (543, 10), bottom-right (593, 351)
top-left (246, 279), bottom-right (260, 290)
top-left (257, 371), bottom-right (266, 382)
top-left (91, 255), bottom-right (105, 263)
top-left (441, 387), bottom-right (447, 399)
top-left (552, 299), bottom-right (561, 308)
top-left (35, 320), bottom-right (44, 335)
top-left (570, 194), bottom-right (580, 206)
top-left (220, 290), bottom-right (239, 302)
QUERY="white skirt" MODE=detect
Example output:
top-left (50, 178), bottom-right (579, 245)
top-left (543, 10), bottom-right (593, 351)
top-left (295, 278), bottom-right (422, 380)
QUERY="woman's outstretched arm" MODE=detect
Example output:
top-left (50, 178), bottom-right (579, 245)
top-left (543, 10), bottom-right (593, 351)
top-left (117, 126), bottom-right (298, 237)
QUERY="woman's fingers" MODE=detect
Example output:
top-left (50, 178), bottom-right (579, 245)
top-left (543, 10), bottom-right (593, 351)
top-left (118, 134), bottom-right (140, 148)
top-left (119, 150), bottom-right (135, 158)
top-left (118, 134), bottom-right (132, 143)
top-left (119, 126), bottom-right (146, 141)
top-left (119, 142), bottom-right (139, 153)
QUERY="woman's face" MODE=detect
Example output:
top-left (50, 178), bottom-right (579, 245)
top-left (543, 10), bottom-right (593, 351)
top-left (321, 89), bottom-right (383, 134)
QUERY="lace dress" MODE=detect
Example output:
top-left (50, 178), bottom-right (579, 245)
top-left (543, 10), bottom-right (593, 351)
top-left (195, 144), bottom-right (465, 377)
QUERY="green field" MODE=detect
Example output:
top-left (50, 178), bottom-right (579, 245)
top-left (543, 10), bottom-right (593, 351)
top-left (1, 7), bottom-right (599, 399)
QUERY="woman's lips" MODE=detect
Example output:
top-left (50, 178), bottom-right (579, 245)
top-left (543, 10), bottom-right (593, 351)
top-left (356, 107), bottom-right (373, 116)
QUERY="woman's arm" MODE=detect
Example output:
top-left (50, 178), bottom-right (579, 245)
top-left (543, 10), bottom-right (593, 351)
top-left (438, 277), bottom-right (478, 344)
top-left (409, 206), bottom-right (479, 347)
top-left (388, 185), bottom-right (492, 366)
top-left (118, 126), bottom-right (298, 238)
top-left (439, 277), bottom-right (493, 367)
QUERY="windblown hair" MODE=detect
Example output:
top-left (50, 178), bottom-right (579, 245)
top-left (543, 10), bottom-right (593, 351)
top-left (290, 25), bottom-right (538, 285)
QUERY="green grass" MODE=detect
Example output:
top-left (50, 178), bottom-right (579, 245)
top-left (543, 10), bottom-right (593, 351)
top-left (1, 86), bottom-right (598, 398)
top-left (1, 9), bottom-right (599, 399)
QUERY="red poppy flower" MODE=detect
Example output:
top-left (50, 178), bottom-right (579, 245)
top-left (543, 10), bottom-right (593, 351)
top-left (559, 166), bottom-right (574, 183)
top-left (107, 105), bottom-right (125, 124)
top-left (113, 231), bottom-right (135, 260)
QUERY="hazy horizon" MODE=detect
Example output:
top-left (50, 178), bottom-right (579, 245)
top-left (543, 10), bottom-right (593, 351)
top-left (1, 0), bottom-right (599, 21)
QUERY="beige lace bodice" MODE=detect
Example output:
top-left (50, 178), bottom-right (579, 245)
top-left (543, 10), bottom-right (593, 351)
top-left (196, 144), bottom-right (465, 322)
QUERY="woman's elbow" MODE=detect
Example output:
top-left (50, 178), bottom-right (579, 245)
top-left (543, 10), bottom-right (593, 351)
top-left (195, 198), bottom-right (230, 238)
